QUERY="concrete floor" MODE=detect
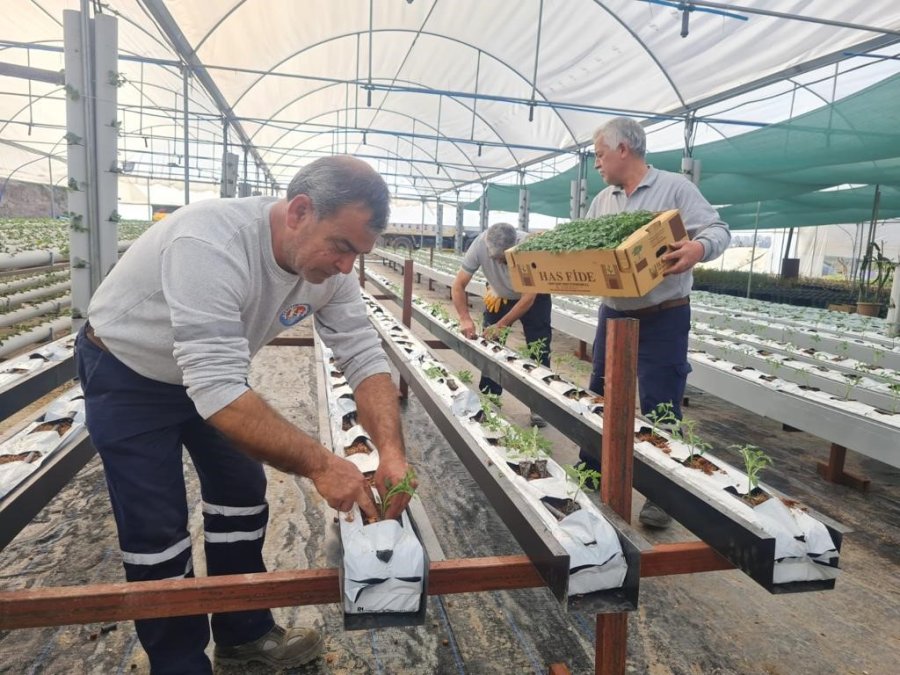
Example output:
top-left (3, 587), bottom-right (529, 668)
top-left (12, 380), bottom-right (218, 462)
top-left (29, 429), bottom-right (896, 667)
top-left (0, 261), bottom-right (897, 674)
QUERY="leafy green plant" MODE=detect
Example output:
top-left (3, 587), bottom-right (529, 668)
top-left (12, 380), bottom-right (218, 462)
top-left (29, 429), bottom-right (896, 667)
top-left (515, 210), bottom-right (657, 252)
top-left (379, 467), bottom-right (417, 520)
top-left (676, 418), bottom-right (711, 462)
top-left (564, 462), bottom-right (601, 500)
top-left (428, 302), bottom-right (450, 323)
top-left (423, 364), bottom-right (446, 380)
top-left (517, 337), bottom-right (547, 364)
top-left (503, 423), bottom-right (552, 460)
top-left (734, 445), bottom-right (772, 494)
top-left (455, 369), bottom-right (473, 384)
top-left (647, 401), bottom-right (678, 437)
top-left (478, 392), bottom-right (504, 431)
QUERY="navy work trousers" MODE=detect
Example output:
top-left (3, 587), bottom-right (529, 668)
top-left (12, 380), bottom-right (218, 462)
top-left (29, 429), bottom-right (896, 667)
top-left (479, 294), bottom-right (552, 396)
top-left (579, 303), bottom-right (692, 472)
top-left (75, 328), bottom-right (274, 675)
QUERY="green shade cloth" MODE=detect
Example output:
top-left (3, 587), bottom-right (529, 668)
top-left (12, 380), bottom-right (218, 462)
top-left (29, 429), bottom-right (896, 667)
top-left (467, 74), bottom-right (900, 230)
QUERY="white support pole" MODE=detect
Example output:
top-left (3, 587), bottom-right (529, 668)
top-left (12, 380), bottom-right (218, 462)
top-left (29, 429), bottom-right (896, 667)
top-left (435, 200), bottom-right (444, 249)
top-left (455, 198), bottom-right (464, 254)
top-left (479, 184), bottom-right (489, 232)
top-left (64, 7), bottom-right (118, 329)
top-left (518, 188), bottom-right (530, 232)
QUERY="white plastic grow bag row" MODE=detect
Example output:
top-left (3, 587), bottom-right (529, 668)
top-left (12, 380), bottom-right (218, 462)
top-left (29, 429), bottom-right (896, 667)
top-left (361, 295), bottom-right (628, 597)
top-left (0, 384), bottom-right (85, 500)
top-left (0, 334), bottom-right (74, 389)
top-left (407, 294), bottom-right (841, 588)
top-left (318, 342), bottom-right (425, 617)
top-left (634, 423), bottom-right (839, 585)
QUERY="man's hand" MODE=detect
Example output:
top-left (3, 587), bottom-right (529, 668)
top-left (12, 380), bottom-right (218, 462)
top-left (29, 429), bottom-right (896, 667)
top-left (374, 454), bottom-right (417, 520)
top-left (309, 454), bottom-right (378, 521)
top-left (460, 318), bottom-right (477, 339)
top-left (662, 240), bottom-right (705, 276)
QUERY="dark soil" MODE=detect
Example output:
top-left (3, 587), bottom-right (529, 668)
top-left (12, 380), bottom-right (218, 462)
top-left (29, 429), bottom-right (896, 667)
top-left (683, 455), bottom-right (721, 475)
top-left (32, 418), bottom-right (73, 436)
top-left (344, 438), bottom-right (371, 456)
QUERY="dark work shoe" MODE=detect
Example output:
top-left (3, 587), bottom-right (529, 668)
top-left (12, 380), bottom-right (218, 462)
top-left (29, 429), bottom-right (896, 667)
top-left (638, 501), bottom-right (672, 529)
top-left (529, 414), bottom-right (547, 428)
top-left (215, 625), bottom-right (323, 668)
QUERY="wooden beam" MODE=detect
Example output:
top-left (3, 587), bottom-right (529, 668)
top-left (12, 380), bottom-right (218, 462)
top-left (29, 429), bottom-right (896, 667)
top-left (0, 556), bottom-right (543, 630)
top-left (641, 542), bottom-right (733, 577)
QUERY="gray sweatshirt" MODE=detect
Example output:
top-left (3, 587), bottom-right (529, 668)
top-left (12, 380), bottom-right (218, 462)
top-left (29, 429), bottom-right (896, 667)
top-left (88, 196), bottom-right (390, 419)
top-left (586, 167), bottom-right (731, 310)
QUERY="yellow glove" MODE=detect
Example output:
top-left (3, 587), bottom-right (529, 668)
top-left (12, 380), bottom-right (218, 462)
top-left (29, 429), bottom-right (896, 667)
top-left (484, 290), bottom-right (506, 313)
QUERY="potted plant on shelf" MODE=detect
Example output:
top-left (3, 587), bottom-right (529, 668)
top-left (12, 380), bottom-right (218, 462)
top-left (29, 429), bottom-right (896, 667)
top-left (856, 242), bottom-right (894, 316)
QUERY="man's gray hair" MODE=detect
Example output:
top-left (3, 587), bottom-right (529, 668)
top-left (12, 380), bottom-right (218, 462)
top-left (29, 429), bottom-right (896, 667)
top-left (592, 117), bottom-right (646, 158)
top-left (485, 222), bottom-right (518, 257)
top-left (286, 156), bottom-right (391, 232)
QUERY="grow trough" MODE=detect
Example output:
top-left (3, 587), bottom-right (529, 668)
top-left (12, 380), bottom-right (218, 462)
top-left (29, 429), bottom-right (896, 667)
top-left (0, 335), bottom-right (76, 421)
top-left (365, 295), bottom-right (645, 612)
top-left (409, 302), bottom-right (847, 593)
top-left (314, 336), bottom-right (429, 630)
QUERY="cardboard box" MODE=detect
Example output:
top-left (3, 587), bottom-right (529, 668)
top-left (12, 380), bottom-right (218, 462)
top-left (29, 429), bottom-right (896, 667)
top-left (505, 209), bottom-right (688, 297)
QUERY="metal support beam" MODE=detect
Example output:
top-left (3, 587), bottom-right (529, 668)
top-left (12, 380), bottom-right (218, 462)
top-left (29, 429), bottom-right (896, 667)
top-left (140, 0), bottom-right (272, 182)
top-left (0, 62), bottom-right (64, 85)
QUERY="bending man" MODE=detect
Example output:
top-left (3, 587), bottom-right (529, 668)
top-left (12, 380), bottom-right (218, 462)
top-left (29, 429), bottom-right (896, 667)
top-left (76, 156), bottom-right (412, 673)
top-left (451, 222), bottom-right (552, 428)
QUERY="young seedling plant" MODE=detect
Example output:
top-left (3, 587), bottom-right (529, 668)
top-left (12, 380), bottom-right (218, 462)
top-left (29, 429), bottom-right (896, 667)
top-left (516, 337), bottom-right (547, 364)
top-left (478, 392), bottom-right (504, 432)
top-left (647, 401), bottom-right (679, 438)
top-left (733, 444), bottom-right (773, 496)
top-left (377, 467), bottom-right (418, 521)
top-left (564, 462), bottom-right (601, 501)
top-left (455, 369), bottom-right (473, 384)
top-left (423, 364), bottom-right (447, 380)
top-left (676, 418), bottom-right (711, 464)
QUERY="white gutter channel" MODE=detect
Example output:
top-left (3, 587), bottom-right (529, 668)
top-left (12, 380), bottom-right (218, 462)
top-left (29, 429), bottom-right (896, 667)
top-left (0, 385), bottom-right (85, 500)
top-left (362, 290), bottom-right (628, 596)
top-left (317, 335), bottom-right (425, 617)
top-left (377, 278), bottom-right (839, 587)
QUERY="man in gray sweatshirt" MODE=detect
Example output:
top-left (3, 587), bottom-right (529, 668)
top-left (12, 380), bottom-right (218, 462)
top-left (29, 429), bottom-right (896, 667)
top-left (577, 117), bottom-right (731, 529)
top-left (76, 156), bottom-right (411, 673)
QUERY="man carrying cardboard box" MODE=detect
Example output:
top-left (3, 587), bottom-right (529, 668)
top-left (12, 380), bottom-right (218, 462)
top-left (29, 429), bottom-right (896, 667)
top-left (579, 117), bottom-right (731, 529)
top-left (451, 222), bottom-right (552, 428)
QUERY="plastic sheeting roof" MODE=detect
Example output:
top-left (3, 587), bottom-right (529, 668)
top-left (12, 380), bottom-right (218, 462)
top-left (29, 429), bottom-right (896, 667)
top-left (2, 1), bottom-right (900, 204)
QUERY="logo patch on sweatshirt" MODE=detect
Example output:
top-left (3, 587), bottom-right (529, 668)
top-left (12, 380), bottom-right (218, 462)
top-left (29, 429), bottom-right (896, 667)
top-left (280, 303), bottom-right (311, 326)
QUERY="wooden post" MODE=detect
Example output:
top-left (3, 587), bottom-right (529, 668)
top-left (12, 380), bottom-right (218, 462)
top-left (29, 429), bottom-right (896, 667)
top-left (601, 318), bottom-right (638, 521)
top-left (429, 245), bottom-right (435, 267)
top-left (596, 317), bottom-right (639, 675)
top-left (358, 253), bottom-right (365, 288)
top-left (575, 339), bottom-right (589, 362)
top-left (817, 443), bottom-right (870, 491)
top-left (399, 259), bottom-right (414, 399)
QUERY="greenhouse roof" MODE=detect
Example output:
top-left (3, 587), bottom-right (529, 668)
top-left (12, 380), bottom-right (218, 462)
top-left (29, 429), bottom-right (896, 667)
top-left (1, 1), bottom-right (900, 205)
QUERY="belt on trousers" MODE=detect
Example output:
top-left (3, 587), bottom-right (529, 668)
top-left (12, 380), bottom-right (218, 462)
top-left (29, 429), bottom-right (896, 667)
top-left (84, 321), bottom-right (110, 352)
top-left (618, 296), bottom-right (690, 319)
